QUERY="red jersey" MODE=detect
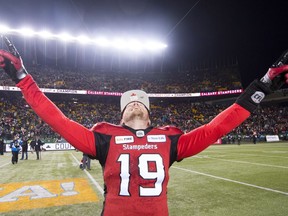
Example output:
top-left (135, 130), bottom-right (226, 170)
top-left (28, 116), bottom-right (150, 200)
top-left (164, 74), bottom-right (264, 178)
top-left (92, 123), bottom-right (182, 215)
top-left (17, 75), bottom-right (250, 216)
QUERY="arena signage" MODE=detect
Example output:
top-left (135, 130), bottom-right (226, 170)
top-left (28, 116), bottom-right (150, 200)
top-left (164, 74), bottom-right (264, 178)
top-left (266, 135), bottom-right (280, 142)
top-left (41, 88), bottom-right (87, 95)
top-left (4, 142), bottom-right (75, 152)
top-left (0, 86), bottom-right (19, 91)
top-left (45, 142), bottom-right (76, 151)
top-left (200, 89), bottom-right (243, 96)
top-left (0, 85), bottom-right (242, 98)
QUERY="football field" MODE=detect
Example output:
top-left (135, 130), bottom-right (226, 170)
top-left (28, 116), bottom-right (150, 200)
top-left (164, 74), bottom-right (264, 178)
top-left (0, 142), bottom-right (287, 216)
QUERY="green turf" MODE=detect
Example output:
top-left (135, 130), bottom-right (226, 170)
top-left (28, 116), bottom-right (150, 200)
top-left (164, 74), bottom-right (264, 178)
top-left (0, 142), bottom-right (287, 215)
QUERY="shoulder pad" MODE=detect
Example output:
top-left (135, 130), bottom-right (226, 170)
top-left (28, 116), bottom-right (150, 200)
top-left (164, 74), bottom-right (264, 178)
top-left (157, 125), bottom-right (184, 134)
top-left (90, 122), bottom-right (122, 133)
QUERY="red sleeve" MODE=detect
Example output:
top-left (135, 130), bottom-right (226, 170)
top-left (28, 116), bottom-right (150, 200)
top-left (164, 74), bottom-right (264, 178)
top-left (177, 103), bottom-right (250, 160)
top-left (16, 75), bottom-right (96, 156)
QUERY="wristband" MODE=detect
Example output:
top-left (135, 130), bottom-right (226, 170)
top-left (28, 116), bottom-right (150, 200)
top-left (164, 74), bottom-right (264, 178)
top-left (236, 80), bottom-right (272, 113)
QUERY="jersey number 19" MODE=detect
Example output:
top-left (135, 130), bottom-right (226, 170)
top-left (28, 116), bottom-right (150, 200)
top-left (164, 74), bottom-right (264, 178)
top-left (117, 153), bottom-right (165, 197)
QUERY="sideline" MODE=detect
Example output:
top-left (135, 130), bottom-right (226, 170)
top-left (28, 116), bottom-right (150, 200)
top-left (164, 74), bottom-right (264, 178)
top-left (172, 166), bottom-right (288, 196)
top-left (71, 153), bottom-right (104, 196)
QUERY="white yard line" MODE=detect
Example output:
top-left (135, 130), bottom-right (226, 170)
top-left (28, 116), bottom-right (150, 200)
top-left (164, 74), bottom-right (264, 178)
top-left (199, 152), bottom-right (288, 159)
top-left (204, 156), bottom-right (288, 169)
top-left (71, 153), bottom-right (104, 196)
top-left (0, 162), bottom-right (10, 168)
top-left (234, 153), bottom-right (288, 159)
top-left (172, 166), bottom-right (288, 196)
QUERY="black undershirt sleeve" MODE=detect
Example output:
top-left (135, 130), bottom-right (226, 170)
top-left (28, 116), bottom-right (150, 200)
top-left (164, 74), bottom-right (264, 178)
top-left (92, 132), bottom-right (112, 168)
top-left (169, 134), bottom-right (182, 166)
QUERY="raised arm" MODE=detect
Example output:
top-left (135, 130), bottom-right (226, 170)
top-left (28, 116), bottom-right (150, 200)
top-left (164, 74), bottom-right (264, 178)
top-left (177, 49), bottom-right (288, 160)
top-left (0, 36), bottom-right (96, 155)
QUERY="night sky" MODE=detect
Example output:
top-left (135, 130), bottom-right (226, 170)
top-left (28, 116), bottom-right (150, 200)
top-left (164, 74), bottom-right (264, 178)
top-left (1, 0), bottom-right (288, 87)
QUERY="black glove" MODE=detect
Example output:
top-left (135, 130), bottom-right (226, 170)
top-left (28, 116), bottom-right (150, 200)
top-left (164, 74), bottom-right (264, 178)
top-left (0, 36), bottom-right (28, 83)
top-left (236, 50), bottom-right (288, 113)
top-left (260, 49), bottom-right (288, 91)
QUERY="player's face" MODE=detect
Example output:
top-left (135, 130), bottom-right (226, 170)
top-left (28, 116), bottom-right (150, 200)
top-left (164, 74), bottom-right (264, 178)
top-left (122, 101), bottom-right (149, 122)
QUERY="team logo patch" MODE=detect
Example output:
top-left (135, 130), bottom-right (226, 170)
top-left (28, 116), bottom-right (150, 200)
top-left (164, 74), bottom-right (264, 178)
top-left (130, 93), bottom-right (139, 101)
top-left (147, 135), bottom-right (166, 142)
top-left (136, 130), bottom-right (145, 137)
top-left (115, 136), bottom-right (134, 144)
top-left (251, 91), bottom-right (265, 104)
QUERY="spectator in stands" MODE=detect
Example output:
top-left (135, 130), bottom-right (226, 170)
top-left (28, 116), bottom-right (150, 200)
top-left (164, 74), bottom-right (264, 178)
top-left (236, 132), bottom-right (242, 145)
top-left (227, 134), bottom-right (233, 144)
top-left (0, 137), bottom-right (4, 155)
top-left (252, 131), bottom-right (258, 144)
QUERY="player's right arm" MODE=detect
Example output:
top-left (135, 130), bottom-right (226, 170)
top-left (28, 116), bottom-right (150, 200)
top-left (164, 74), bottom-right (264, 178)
top-left (177, 103), bottom-right (249, 159)
top-left (177, 49), bottom-right (288, 160)
top-left (0, 36), bottom-right (96, 156)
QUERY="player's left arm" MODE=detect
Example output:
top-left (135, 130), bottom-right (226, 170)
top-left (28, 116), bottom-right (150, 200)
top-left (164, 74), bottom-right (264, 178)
top-left (177, 49), bottom-right (288, 160)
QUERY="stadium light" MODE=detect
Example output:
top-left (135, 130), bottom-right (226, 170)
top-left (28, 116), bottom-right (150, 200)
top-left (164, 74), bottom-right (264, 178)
top-left (0, 24), bottom-right (10, 34)
top-left (145, 41), bottom-right (167, 51)
top-left (93, 37), bottom-right (110, 47)
top-left (111, 38), bottom-right (126, 50)
top-left (38, 30), bottom-right (55, 39)
top-left (76, 35), bottom-right (91, 44)
top-left (127, 39), bottom-right (143, 51)
top-left (19, 27), bottom-right (35, 37)
top-left (57, 32), bottom-right (75, 42)
top-left (0, 24), bottom-right (167, 52)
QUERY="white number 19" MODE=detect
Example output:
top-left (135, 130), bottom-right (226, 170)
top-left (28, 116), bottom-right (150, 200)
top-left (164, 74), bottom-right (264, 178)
top-left (117, 153), bottom-right (165, 197)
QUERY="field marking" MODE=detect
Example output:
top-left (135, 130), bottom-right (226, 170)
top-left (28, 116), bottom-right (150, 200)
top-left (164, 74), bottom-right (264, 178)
top-left (70, 153), bottom-right (104, 196)
top-left (200, 151), bottom-right (288, 159)
top-left (0, 178), bottom-right (99, 213)
top-left (0, 162), bottom-right (10, 168)
top-left (172, 166), bottom-right (288, 196)
top-left (230, 153), bottom-right (288, 159)
top-left (201, 156), bottom-right (288, 169)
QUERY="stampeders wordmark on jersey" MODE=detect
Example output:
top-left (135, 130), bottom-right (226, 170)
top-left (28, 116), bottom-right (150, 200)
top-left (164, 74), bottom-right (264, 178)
top-left (115, 134), bottom-right (167, 151)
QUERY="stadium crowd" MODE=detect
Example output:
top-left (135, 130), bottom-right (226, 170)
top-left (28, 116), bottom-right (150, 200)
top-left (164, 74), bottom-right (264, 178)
top-left (0, 95), bottom-right (287, 144)
top-left (0, 65), bottom-right (287, 145)
top-left (0, 64), bottom-right (242, 93)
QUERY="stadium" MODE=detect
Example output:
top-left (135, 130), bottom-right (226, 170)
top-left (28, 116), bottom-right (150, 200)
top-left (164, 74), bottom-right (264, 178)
top-left (0, 1), bottom-right (288, 216)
